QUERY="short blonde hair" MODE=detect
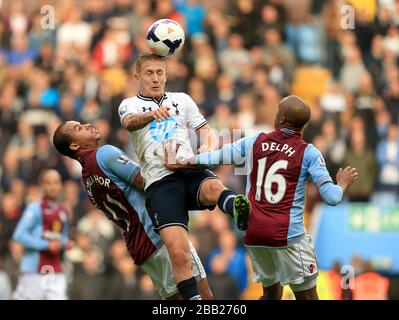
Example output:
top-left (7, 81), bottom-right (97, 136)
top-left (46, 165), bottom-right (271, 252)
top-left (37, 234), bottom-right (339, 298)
top-left (135, 53), bottom-right (166, 73)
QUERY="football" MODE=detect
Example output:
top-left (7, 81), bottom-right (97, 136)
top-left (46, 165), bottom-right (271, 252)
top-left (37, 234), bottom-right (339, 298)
top-left (146, 19), bottom-right (185, 57)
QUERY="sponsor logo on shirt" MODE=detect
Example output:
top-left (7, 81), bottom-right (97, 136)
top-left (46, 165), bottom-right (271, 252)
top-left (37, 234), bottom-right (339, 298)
top-left (149, 116), bottom-right (177, 142)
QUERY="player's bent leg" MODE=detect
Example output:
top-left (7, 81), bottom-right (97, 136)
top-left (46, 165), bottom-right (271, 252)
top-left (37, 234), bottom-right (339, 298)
top-left (290, 278), bottom-right (319, 300)
top-left (159, 225), bottom-right (201, 300)
top-left (198, 179), bottom-right (250, 230)
top-left (198, 278), bottom-right (213, 300)
top-left (260, 282), bottom-right (284, 300)
top-left (198, 178), bottom-right (226, 206)
top-left (159, 225), bottom-right (192, 282)
top-left (293, 286), bottom-right (319, 300)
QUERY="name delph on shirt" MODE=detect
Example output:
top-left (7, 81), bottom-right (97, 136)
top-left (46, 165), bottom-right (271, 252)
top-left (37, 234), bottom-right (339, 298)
top-left (261, 142), bottom-right (296, 158)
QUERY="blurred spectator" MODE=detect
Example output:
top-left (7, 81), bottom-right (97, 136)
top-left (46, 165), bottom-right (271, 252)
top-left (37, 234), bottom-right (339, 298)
top-left (206, 229), bottom-right (248, 294)
top-left (382, 66), bottom-right (399, 124)
top-left (190, 213), bottom-right (218, 262)
top-left (0, 192), bottom-right (21, 287)
top-left (285, 14), bottom-right (325, 64)
top-left (218, 33), bottom-right (251, 82)
top-left (28, 11), bottom-right (55, 52)
top-left (226, 0), bottom-right (261, 48)
top-left (56, 6), bottom-right (92, 65)
top-left (262, 27), bottom-right (296, 79)
top-left (353, 261), bottom-right (389, 300)
top-left (339, 46), bottom-right (367, 93)
top-left (77, 209), bottom-right (116, 253)
top-left (236, 92), bottom-right (255, 131)
top-left (204, 8), bottom-right (229, 53)
top-left (165, 56), bottom-right (188, 92)
top-left (80, 99), bottom-right (102, 123)
top-left (215, 73), bottom-right (237, 111)
top-left (320, 119), bottom-right (347, 175)
top-left (187, 76), bottom-right (216, 117)
top-left (107, 255), bottom-right (141, 299)
top-left (7, 33), bottom-right (37, 66)
top-left (176, 0), bottom-right (205, 36)
top-left (138, 274), bottom-right (159, 300)
top-left (208, 103), bottom-right (233, 132)
top-left (319, 82), bottom-right (346, 113)
top-left (155, 0), bottom-right (184, 25)
top-left (0, 82), bottom-right (23, 151)
top-left (70, 247), bottom-right (107, 299)
top-left (364, 35), bottom-right (384, 92)
top-left (375, 124), bottom-right (399, 199)
top-left (342, 129), bottom-right (376, 202)
top-left (63, 180), bottom-right (85, 224)
top-left (207, 255), bottom-right (239, 300)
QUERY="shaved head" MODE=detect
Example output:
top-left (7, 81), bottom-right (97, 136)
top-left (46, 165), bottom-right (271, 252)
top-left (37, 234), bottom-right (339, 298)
top-left (274, 95), bottom-right (311, 130)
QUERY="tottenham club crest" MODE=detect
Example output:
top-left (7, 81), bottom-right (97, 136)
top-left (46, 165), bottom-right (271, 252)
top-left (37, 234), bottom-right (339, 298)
top-left (119, 106), bottom-right (128, 116)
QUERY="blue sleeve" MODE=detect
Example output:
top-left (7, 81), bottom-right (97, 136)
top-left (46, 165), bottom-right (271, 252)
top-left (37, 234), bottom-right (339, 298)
top-left (304, 144), bottom-right (334, 188)
top-left (319, 181), bottom-right (344, 206)
top-left (195, 133), bottom-right (260, 168)
top-left (97, 145), bottom-right (140, 184)
top-left (12, 204), bottom-right (49, 250)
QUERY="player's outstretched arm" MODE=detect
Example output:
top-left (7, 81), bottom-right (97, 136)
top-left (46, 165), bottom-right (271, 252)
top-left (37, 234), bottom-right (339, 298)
top-left (196, 124), bottom-right (219, 153)
top-left (318, 166), bottom-right (358, 206)
top-left (164, 134), bottom-right (259, 170)
top-left (122, 106), bottom-right (170, 131)
top-left (306, 145), bottom-right (358, 206)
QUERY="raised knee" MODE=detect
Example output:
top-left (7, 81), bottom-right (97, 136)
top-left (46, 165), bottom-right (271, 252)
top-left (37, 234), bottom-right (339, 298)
top-left (169, 248), bottom-right (191, 269)
top-left (209, 180), bottom-right (225, 194)
top-left (201, 180), bottom-right (225, 203)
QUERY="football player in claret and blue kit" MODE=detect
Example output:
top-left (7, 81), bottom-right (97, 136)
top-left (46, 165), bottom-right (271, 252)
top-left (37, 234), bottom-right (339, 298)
top-left (165, 95), bottom-right (358, 300)
top-left (52, 120), bottom-right (212, 300)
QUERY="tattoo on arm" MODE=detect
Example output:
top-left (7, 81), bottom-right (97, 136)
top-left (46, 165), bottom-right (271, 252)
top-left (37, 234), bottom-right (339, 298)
top-left (123, 112), bottom-right (154, 131)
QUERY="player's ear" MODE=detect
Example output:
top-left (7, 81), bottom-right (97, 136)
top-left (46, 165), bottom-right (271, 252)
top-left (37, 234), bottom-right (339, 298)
top-left (279, 115), bottom-right (286, 124)
top-left (69, 143), bottom-right (80, 152)
top-left (134, 72), bottom-right (139, 81)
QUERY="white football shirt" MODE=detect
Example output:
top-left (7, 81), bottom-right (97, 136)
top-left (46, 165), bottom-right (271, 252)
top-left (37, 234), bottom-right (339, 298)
top-left (118, 92), bottom-right (207, 189)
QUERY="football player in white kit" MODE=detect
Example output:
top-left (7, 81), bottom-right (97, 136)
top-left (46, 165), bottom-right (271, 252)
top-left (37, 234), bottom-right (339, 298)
top-left (119, 53), bottom-right (251, 300)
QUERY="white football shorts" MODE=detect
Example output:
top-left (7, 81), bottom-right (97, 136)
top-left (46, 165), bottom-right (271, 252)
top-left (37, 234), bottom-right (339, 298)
top-left (12, 273), bottom-right (68, 300)
top-left (247, 234), bottom-right (319, 292)
top-left (140, 241), bottom-right (206, 299)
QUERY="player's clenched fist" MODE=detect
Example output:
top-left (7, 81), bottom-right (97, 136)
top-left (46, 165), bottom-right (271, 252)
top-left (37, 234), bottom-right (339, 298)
top-left (336, 166), bottom-right (358, 191)
top-left (152, 106), bottom-right (170, 122)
